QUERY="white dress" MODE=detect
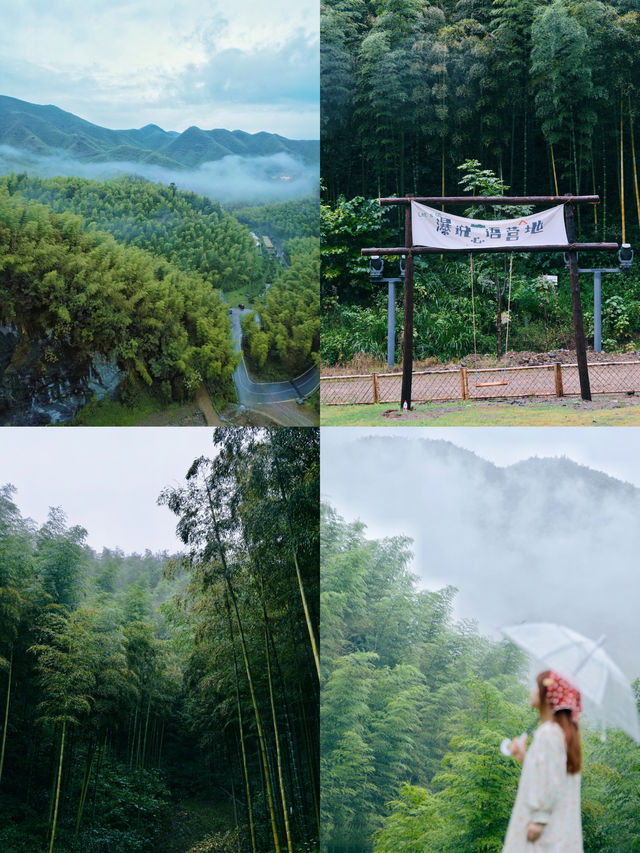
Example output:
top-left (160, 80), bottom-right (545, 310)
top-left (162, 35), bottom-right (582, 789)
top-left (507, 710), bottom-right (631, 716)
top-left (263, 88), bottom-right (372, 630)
top-left (503, 721), bottom-right (583, 852)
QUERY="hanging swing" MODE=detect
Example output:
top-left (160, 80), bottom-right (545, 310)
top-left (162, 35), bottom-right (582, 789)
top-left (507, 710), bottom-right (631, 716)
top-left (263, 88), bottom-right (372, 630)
top-left (470, 253), bottom-right (511, 388)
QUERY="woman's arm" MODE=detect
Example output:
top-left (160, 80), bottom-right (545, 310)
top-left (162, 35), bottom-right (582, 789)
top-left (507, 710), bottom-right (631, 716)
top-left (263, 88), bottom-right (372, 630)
top-left (525, 723), bottom-right (567, 828)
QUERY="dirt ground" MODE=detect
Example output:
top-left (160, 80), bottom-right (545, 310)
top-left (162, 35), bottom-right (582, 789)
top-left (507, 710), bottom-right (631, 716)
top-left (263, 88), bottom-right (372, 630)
top-left (136, 404), bottom-right (208, 426)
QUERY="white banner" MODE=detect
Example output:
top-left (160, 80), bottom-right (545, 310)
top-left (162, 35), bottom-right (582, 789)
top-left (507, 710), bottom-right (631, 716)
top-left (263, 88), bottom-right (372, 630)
top-left (411, 201), bottom-right (568, 250)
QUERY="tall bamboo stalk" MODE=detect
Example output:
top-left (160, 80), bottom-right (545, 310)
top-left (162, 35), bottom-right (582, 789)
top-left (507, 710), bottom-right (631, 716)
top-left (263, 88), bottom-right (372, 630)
top-left (621, 93), bottom-right (626, 243)
top-left (591, 143), bottom-right (598, 227)
top-left (550, 144), bottom-right (559, 195)
top-left (259, 574), bottom-right (293, 853)
top-left (48, 719), bottom-right (66, 853)
top-left (141, 697), bottom-right (151, 768)
top-left (225, 591), bottom-right (257, 853)
top-left (72, 742), bottom-right (94, 853)
top-left (0, 645), bottom-right (13, 783)
top-left (629, 94), bottom-right (640, 229)
top-left (204, 482), bottom-right (281, 853)
top-left (268, 432), bottom-right (320, 681)
top-left (603, 138), bottom-right (607, 240)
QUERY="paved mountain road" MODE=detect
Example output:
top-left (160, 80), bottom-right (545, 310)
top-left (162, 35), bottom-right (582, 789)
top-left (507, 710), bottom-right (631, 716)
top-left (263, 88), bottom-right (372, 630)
top-left (230, 307), bottom-right (319, 409)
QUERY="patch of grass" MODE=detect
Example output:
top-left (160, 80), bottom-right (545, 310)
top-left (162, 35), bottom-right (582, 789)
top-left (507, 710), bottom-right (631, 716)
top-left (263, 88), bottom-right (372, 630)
top-left (71, 391), bottom-right (171, 425)
top-left (223, 282), bottom-right (264, 308)
top-left (158, 799), bottom-right (237, 853)
top-left (321, 399), bottom-right (640, 426)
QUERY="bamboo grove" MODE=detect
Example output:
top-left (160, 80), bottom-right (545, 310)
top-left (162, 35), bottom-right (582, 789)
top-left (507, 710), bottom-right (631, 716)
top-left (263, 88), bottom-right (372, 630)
top-left (320, 504), bottom-right (640, 852)
top-left (322, 0), bottom-right (640, 244)
top-left (159, 428), bottom-right (320, 853)
top-left (0, 427), bottom-right (319, 853)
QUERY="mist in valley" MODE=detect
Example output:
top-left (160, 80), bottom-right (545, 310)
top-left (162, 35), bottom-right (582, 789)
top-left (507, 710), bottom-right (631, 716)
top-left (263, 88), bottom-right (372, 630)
top-left (321, 431), bottom-right (640, 678)
top-left (0, 144), bottom-right (318, 202)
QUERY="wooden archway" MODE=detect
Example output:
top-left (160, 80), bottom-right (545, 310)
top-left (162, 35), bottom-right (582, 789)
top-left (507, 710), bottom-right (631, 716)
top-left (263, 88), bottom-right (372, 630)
top-left (361, 194), bottom-right (619, 405)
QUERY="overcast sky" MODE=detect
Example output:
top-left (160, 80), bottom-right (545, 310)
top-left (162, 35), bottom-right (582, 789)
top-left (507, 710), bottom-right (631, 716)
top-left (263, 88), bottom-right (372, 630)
top-left (322, 427), bottom-right (640, 489)
top-left (0, 428), bottom-right (219, 554)
top-left (0, 0), bottom-right (319, 138)
top-left (322, 428), bottom-right (640, 678)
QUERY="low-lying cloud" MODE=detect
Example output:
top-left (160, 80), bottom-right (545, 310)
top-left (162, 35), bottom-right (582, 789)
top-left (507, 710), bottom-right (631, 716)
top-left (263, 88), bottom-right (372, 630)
top-left (0, 145), bottom-right (318, 203)
top-left (322, 434), bottom-right (640, 680)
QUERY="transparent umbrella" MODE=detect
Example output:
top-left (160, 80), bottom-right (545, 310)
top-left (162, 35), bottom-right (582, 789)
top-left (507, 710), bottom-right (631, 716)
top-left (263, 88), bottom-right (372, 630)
top-left (501, 622), bottom-right (640, 742)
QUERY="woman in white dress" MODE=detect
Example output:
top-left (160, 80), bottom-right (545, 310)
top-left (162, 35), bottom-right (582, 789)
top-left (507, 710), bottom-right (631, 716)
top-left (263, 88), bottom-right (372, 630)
top-left (503, 670), bottom-right (583, 852)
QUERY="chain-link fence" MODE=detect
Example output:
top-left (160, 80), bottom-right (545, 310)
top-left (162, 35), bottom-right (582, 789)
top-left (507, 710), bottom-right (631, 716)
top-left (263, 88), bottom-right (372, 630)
top-left (320, 361), bottom-right (640, 405)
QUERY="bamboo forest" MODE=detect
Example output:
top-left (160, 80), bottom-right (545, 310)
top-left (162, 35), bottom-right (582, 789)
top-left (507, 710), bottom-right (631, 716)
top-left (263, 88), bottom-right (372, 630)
top-left (0, 175), bottom-right (319, 425)
top-left (0, 427), bottom-right (319, 853)
top-left (321, 0), bottom-right (640, 365)
top-left (320, 504), bottom-right (640, 852)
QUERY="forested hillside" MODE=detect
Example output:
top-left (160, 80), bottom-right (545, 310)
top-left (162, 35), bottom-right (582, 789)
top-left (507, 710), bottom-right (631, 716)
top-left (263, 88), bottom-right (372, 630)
top-left (322, 0), bottom-right (640, 226)
top-left (0, 428), bottom-right (319, 853)
top-left (3, 173), bottom-right (264, 293)
top-left (320, 504), bottom-right (640, 852)
top-left (0, 96), bottom-right (319, 169)
top-left (233, 196), bottom-right (320, 241)
top-left (242, 237), bottom-right (321, 375)
top-left (321, 0), bottom-right (640, 364)
top-left (0, 186), bottom-right (237, 419)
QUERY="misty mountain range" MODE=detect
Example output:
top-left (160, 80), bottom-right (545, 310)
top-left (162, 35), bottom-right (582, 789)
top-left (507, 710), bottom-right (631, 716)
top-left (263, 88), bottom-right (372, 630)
top-left (0, 95), bottom-right (319, 168)
top-left (322, 436), bottom-right (640, 677)
top-left (0, 96), bottom-right (319, 202)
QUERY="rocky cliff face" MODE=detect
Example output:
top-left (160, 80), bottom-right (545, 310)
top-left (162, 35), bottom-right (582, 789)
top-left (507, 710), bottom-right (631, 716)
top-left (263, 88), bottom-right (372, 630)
top-left (0, 327), bottom-right (122, 425)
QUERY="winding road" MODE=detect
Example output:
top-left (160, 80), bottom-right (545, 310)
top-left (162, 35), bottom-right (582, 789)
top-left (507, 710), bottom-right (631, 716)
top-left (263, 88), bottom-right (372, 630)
top-left (229, 306), bottom-right (319, 423)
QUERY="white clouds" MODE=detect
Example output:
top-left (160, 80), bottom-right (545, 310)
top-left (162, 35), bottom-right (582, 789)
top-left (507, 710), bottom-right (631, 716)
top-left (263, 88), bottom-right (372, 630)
top-left (0, 145), bottom-right (318, 202)
top-left (321, 429), bottom-right (640, 678)
top-left (0, 0), bottom-right (319, 136)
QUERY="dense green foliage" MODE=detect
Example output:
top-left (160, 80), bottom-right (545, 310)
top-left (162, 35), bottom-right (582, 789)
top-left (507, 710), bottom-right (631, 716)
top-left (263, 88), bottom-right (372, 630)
top-left (0, 185), bottom-right (238, 404)
top-left (3, 173), bottom-right (264, 294)
top-left (321, 0), bottom-right (640, 363)
top-left (233, 196), bottom-right (320, 241)
top-left (320, 505), bottom-right (640, 852)
top-left (321, 171), bottom-right (640, 364)
top-left (0, 487), bottom-right (180, 852)
top-left (0, 428), bottom-right (320, 853)
top-left (322, 0), bottom-right (640, 232)
top-left (242, 238), bottom-right (321, 374)
top-left (159, 429), bottom-right (320, 853)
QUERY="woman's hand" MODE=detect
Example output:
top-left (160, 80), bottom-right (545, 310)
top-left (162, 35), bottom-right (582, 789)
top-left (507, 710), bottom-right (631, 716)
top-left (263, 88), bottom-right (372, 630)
top-left (527, 822), bottom-right (544, 842)
top-left (510, 734), bottom-right (528, 762)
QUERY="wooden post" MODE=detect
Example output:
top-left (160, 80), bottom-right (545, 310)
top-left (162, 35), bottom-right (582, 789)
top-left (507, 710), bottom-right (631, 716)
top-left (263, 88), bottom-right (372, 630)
top-left (400, 197), bottom-right (414, 409)
top-left (554, 362), bottom-right (564, 397)
top-left (463, 367), bottom-right (469, 399)
top-left (372, 372), bottom-right (379, 403)
top-left (460, 367), bottom-right (467, 400)
top-left (564, 200), bottom-right (591, 401)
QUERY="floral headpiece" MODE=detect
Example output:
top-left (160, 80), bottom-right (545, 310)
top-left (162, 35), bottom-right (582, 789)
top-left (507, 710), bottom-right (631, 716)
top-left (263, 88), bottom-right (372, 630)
top-left (542, 670), bottom-right (582, 723)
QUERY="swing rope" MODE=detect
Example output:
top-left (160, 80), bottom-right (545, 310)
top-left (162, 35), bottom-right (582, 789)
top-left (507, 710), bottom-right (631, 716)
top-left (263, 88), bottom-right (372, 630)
top-left (471, 252), bottom-right (510, 388)
top-left (504, 254), bottom-right (513, 354)
top-left (470, 253), bottom-right (478, 371)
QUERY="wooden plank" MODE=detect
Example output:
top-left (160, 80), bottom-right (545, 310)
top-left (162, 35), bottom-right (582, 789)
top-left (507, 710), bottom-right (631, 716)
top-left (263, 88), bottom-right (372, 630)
top-left (378, 195), bottom-right (600, 205)
top-left (564, 203), bottom-right (591, 401)
top-left (362, 243), bottom-right (619, 255)
top-left (400, 197), bottom-right (414, 409)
